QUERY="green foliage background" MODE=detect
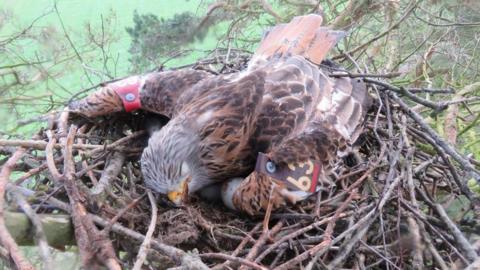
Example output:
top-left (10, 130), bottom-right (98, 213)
top-left (0, 0), bottom-right (226, 134)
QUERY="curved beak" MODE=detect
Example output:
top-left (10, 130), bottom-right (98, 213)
top-left (167, 177), bottom-right (190, 205)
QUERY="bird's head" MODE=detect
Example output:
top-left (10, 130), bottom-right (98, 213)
top-left (140, 118), bottom-right (209, 205)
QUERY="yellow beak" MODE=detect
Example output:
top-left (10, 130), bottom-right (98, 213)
top-left (167, 190), bottom-right (182, 204)
top-left (167, 178), bottom-right (189, 205)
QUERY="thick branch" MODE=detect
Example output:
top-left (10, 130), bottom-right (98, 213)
top-left (0, 148), bottom-right (34, 270)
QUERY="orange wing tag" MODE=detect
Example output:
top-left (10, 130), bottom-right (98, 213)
top-left (254, 152), bottom-right (320, 192)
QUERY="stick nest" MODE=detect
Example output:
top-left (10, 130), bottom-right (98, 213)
top-left (1, 52), bottom-right (479, 269)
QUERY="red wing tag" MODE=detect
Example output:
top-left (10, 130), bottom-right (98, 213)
top-left (108, 76), bottom-right (142, 112)
top-left (255, 152), bottom-right (321, 192)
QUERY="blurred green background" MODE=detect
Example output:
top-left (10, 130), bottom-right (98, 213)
top-left (0, 0), bottom-right (238, 135)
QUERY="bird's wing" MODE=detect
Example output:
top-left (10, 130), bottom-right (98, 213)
top-left (249, 56), bottom-right (327, 156)
top-left (223, 14), bottom-right (371, 215)
top-left (141, 69), bottom-right (214, 117)
top-left (175, 69), bottom-right (267, 180)
top-left (68, 69), bottom-right (212, 118)
top-left (230, 69), bottom-right (371, 215)
top-left (316, 74), bottom-right (372, 144)
top-left (268, 70), bottom-right (371, 166)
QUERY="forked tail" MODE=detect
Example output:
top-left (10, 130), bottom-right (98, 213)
top-left (253, 14), bottom-right (345, 65)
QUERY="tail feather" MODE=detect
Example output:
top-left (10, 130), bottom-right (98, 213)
top-left (306, 28), bottom-right (345, 64)
top-left (254, 14), bottom-right (344, 65)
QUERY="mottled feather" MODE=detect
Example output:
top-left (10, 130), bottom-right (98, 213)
top-left (68, 14), bottom-right (372, 216)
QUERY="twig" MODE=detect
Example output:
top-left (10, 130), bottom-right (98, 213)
top-left (364, 78), bottom-right (448, 112)
top-left (434, 204), bottom-right (478, 262)
top-left (0, 8), bottom-right (52, 46)
top-left (214, 223), bottom-right (261, 270)
top-left (465, 258), bottom-right (480, 270)
top-left (357, 240), bottom-right (403, 270)
top-left (90, 214), bottom-right (210, 269)
top-left (329, 72), bottom-right (402, 79)
top-left (9, 188), bottom-right (53, 270)
top-left (62, 125), bottom-right (121, 270)
top-left (407, 216), bottom-right (424, 269)
top-left (386, 89), bottom-right (480, 182)
top-left (401, 121), bottom-right (425, 269)
top-left (333, 0), bottom-right (422, 59)
top-left (407, 87), bottom-right (454, 94)
top-left (75, 161), bottom-right (105, 178)
top-left (38, 193), bottom-right (210, 269)
top-left (325, 215), bottom-right (378, 270)
top-left (0, 148), bottom-right (34, 270)
top-left (319, 189), bottom-right (358, 247)
top-left (277, 165), bottom-right (404, 270)
top-left (0, 138), bottom-right (142, 153)
top-left (14, 156), bottom-right (62, 185)
top-left (132, 190), bottom-right (158, 270)
top-left (101, 194), bottom-right (145, 234)
top-left (418, 215), bottom-right (449, 269)
top-left (240, 221), bottom-right (283, 270)
top-left (414, 10), bottom-right (480, 27)
top-left (54, 3), bottom-right (94, 86)
top-left (254, 211), bottom-right (353, 263)
top-left (46, 131), bottom-right (63, 181)
top-left (274, 205), bottom-right (376, 270)
top-left (201, 253), bottom-right (268, 270)
top-left (91, 151), bottom-right (125, 196)
top-left (84, 130), bottom-right (147, 157)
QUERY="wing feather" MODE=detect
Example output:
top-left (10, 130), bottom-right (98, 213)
top-left (176, 70), bottom-right (267, 180)
top-left (141, 69), bottom-right (214, 117)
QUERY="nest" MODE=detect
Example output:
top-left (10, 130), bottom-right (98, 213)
top-left (1, 52), bottom-right (479, 270)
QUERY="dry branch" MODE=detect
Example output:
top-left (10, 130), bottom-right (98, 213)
top-left (132, 190), bottom-right (158, 270)
top-left (0, 138), bottom-right (142, 153)
top-left (0, 148), bottom-right (34, 270)
top-left (9, 189), bottom-right (53, 270)
top-left (91, 151), bottom-right (126, 197)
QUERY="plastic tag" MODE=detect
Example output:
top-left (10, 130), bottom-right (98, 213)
top-left (108, 76), bottom-right (142, 112)
top-left (255, 152), bottom-right (320, 192)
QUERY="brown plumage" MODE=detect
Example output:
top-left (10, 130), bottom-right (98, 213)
top-left (69, 14), bottom-right (371, 215)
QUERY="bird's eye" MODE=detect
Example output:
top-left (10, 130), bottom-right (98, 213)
top-left (266, 161), bottom-right (276, 173)
top-left (181, 162), bottom-right (190, 176)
